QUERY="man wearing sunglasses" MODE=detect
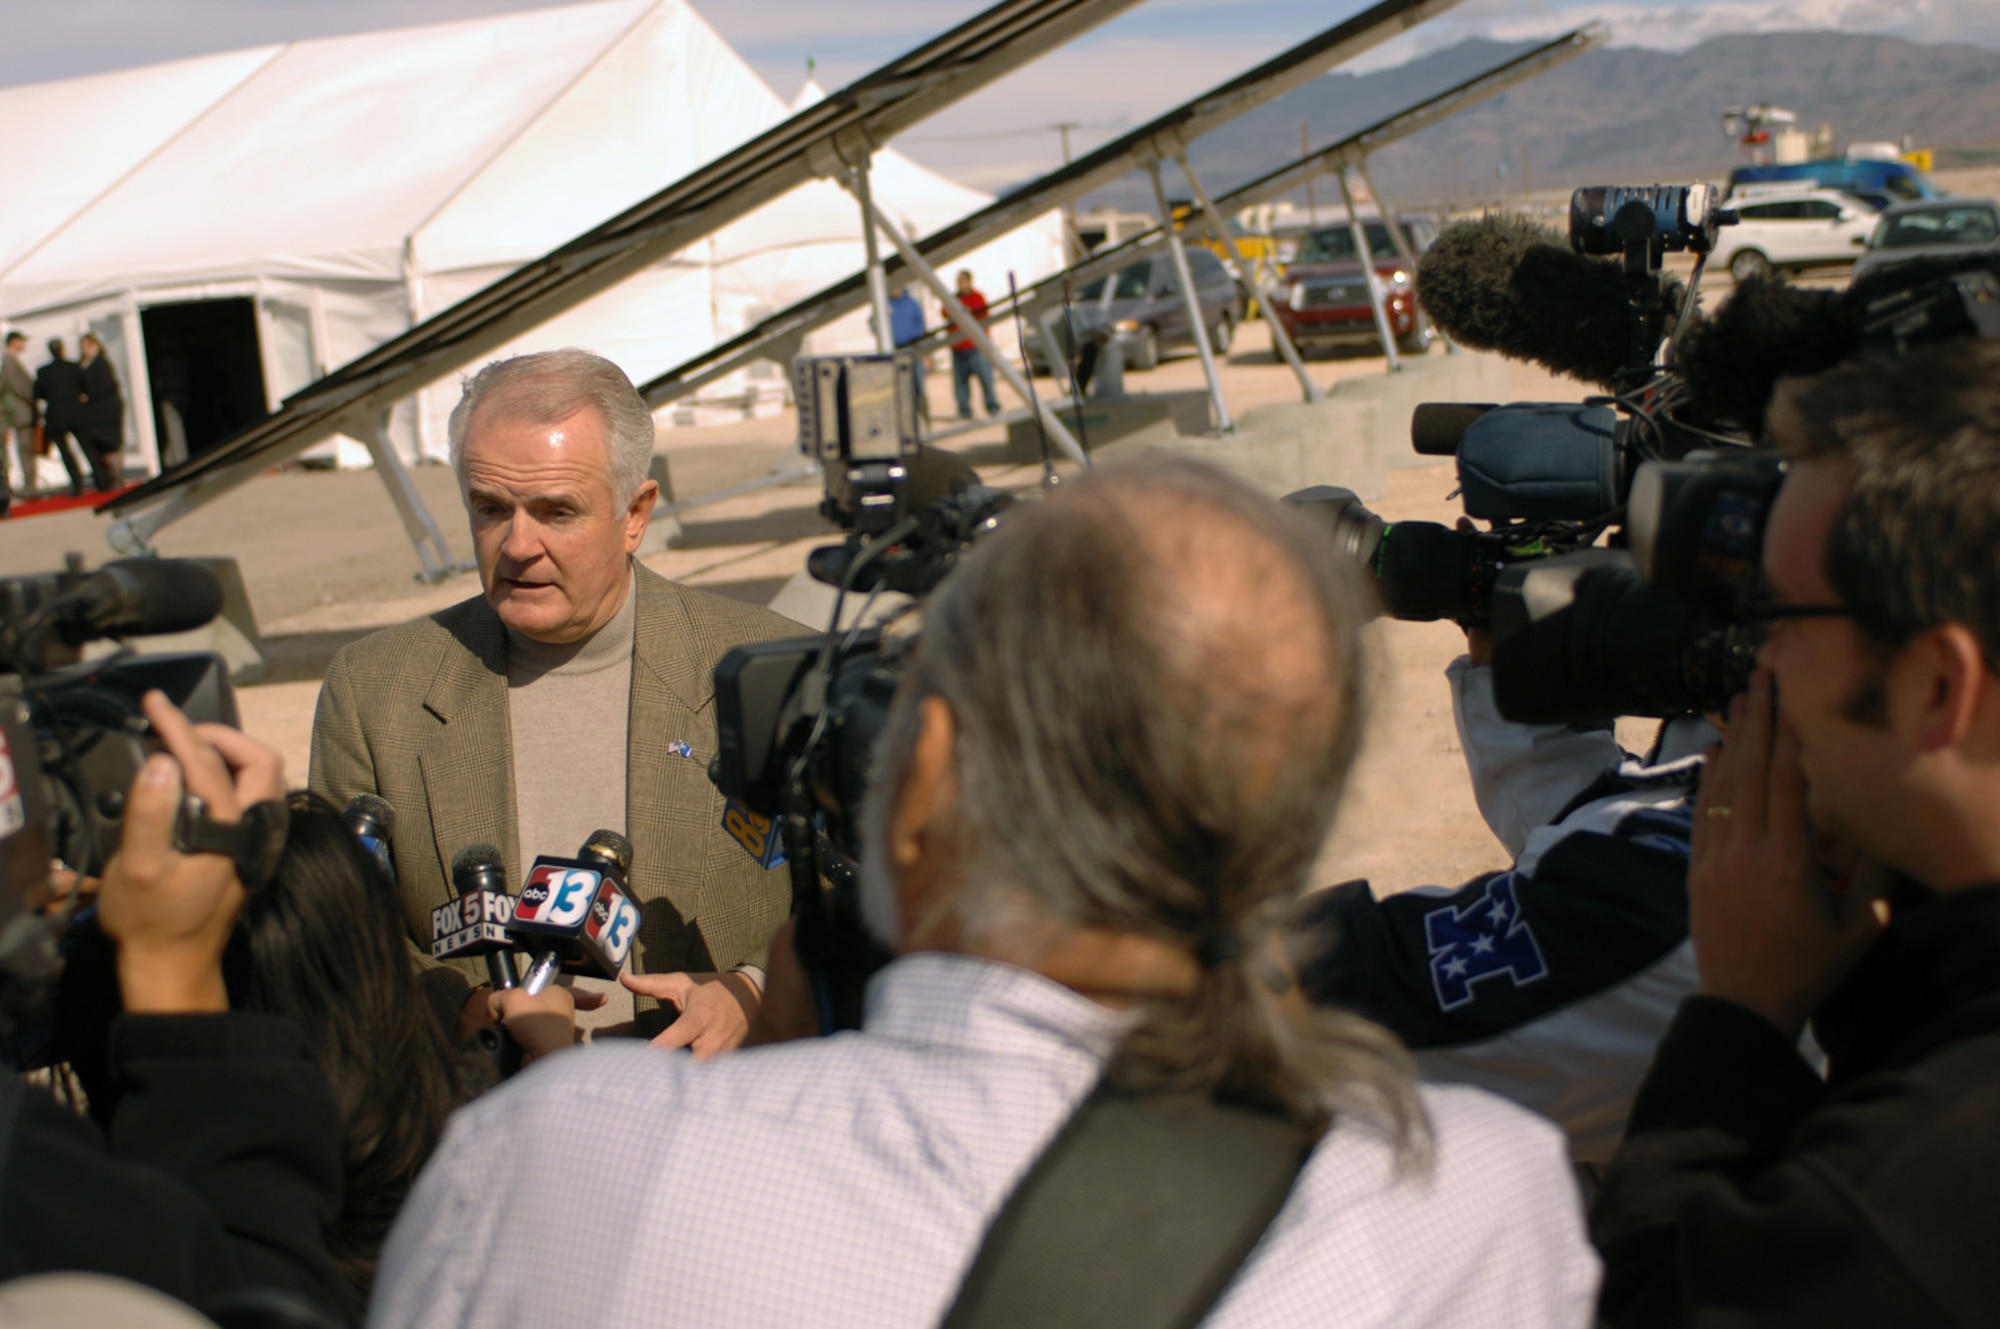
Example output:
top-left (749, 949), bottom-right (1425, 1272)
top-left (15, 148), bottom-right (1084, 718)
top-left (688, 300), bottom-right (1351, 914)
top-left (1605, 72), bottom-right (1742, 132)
top-left (1592, 338), bottom-right (2000, 1327)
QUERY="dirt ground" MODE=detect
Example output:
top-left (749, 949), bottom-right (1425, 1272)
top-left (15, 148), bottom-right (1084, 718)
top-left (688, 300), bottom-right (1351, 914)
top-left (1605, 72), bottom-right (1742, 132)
top-left (4, 321), bottom-right (1650, 896)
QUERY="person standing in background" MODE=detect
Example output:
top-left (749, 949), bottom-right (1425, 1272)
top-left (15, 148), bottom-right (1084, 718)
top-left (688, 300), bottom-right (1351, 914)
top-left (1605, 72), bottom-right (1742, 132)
top-left (77, 332), bottom-right (124, 492)
top-left (948, 269), bottom-right (1000, 420)
top-left (2, 333), bottom-right (37, 505)
top-left (885, 283), bottom-right (929, 425)
top-left (34, 338), bottom-right (87, 498)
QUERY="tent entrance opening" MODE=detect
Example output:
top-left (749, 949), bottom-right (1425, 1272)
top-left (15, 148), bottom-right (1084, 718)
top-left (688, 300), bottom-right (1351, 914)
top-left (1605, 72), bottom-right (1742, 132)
top-left (140, 298), bottom-right (267, 465)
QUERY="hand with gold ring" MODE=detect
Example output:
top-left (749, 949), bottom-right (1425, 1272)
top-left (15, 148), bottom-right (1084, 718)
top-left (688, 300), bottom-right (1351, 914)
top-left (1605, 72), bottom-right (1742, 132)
top-left (1688, 670), bottom-right (1889, 1040)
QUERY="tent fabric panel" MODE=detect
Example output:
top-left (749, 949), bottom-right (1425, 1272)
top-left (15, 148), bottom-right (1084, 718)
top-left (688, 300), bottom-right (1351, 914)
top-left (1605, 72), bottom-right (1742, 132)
top-left (410, 257), bottom-right (717, 452)
top-left (5, 0), bottom-right (651, 299)
top-left (416, 2), bottom-right (782, 275)
top-left (0, 46), bottom-right (280, 281)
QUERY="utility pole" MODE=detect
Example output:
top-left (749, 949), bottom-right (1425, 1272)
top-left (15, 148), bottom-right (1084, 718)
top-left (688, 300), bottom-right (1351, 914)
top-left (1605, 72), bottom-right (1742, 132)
top-left (1522, 143), bottom-right (1533, 204)
top-left (1300, 122), bottom-right (1316, 226)
top-left (1053, 121), bottom-right (1082, 263)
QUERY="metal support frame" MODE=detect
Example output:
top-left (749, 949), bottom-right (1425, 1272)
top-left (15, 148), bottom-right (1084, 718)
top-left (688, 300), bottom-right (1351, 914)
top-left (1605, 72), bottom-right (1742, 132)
top-left (854, 159), bottom-right (896, 355)
top-left (1334, 165), bottom-right (1402, 373)
top-left (1144, 157), bottom-right (1232, 434)
top-left (360, 413), bottom-right (468, 583)
top-left (1349, 152), bottom-right (1449, 355)
top-left (1172, 151), bottom-right (1320, 403)
top-left (853, 186), bottom-right (1089, 467)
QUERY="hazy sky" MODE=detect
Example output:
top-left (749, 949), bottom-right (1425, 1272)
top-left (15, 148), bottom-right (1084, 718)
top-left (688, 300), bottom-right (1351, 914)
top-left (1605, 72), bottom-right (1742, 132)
top-left (8, 0), bottom-right (1995, 192)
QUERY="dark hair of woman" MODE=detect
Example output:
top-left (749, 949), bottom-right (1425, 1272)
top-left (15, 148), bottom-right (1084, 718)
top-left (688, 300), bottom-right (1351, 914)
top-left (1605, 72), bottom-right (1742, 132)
top-left (238, 791), bottom-right (464, 1302)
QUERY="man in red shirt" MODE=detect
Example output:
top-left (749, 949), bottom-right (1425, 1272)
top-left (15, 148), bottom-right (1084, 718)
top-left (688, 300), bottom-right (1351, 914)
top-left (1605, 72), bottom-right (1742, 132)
top-left (948, 269), bottom-right (1002, 420)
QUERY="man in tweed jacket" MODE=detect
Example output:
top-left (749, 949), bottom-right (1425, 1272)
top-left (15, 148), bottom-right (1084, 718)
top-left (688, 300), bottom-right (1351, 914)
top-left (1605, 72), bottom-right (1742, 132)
top-left (311, 350), bottom-right (796, 1053)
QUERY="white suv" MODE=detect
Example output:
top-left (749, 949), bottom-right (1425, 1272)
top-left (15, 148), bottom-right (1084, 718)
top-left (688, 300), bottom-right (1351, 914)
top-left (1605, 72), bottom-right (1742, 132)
top-left (1715, 185), bottom-right (1880, 282)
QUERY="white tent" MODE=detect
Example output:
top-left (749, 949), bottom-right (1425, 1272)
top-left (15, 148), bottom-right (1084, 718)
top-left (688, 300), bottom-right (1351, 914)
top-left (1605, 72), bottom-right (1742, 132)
top-left (0, 0), bottom-right (1064, 477)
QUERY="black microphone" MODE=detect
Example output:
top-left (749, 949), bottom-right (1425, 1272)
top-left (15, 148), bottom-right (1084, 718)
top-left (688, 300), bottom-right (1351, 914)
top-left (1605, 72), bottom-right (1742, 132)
top-left (435, 843), bottom-right (521, 992)
top-left (57, 559), bottom-right (224, 642)
top-left (510, 829), bottom-right (639, 996)
top-left (1416, 215), bottom-right (1687, 392)
top-left (341, 794), bottom-right (397, 888)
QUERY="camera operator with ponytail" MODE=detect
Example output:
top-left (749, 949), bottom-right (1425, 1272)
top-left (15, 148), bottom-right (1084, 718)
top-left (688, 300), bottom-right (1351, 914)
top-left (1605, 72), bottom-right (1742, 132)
top-left (1, 692), bottom-right (350, 1323)
top-left (373, 458), bottom-right (1596, 1329)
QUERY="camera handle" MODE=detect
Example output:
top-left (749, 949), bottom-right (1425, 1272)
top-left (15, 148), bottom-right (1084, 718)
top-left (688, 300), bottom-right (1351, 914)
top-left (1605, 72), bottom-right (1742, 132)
top-left (1612, 199), bottom-right (1669, 393)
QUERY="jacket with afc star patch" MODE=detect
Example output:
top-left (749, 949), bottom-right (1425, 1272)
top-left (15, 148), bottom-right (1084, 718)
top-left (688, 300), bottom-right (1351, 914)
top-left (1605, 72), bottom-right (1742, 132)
top-left (1294, 661), bottom-right (1709, 1163)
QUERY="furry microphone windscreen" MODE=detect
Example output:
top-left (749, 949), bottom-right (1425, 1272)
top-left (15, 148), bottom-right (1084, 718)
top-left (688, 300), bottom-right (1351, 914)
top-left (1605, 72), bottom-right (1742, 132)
top-left (1673, 277), bottom-right (1851, 434)
top-left (1416, 214), bottom-right (1683, 392)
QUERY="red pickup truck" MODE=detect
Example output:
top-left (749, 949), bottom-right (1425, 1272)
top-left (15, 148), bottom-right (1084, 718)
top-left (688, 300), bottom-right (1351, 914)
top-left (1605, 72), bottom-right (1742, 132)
top-left (1272, 216), bottom-right (1437, 356)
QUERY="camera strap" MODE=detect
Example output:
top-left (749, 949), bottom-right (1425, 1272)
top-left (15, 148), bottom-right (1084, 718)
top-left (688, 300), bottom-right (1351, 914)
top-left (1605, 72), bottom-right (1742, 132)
top-left (940, 1081), bottom-right (1314, 1329)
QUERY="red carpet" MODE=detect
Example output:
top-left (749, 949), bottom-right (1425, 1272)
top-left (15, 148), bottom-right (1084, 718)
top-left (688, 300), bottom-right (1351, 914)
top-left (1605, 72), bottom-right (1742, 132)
top-left (4, 484), bottom-right (138, 519)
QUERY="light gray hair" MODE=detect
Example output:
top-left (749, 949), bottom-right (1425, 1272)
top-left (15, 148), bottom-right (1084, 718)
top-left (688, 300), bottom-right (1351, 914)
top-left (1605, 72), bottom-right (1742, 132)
top-left (447, 349), bottom-right (656, 504)
top-left (862, 456), bottom-right (1428, 1164)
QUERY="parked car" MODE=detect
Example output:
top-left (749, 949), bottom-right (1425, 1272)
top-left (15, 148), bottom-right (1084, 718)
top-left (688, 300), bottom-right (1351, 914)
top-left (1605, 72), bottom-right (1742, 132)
top-left (1269, 216), bottom-right (1437, 355)
top-left (1851, 198), bottom-right (2000, 280)
top-left (1714, 185), bottom-right (1880, 282)
top-left (1023, 247), bottom-right (1246, 374)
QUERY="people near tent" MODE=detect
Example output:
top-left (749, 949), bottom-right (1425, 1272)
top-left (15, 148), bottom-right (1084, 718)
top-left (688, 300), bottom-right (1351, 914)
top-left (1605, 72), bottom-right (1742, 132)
top-left (886, 283), bottom-right (929, 423)
top-left (2, 332), bottom-right (36, 507)
top-left (76, 333), bottom-right (124, 493)
top-left (948, 268), bottom-right (1001, 420)
top-left (32, 338), bottom-right (88, 499)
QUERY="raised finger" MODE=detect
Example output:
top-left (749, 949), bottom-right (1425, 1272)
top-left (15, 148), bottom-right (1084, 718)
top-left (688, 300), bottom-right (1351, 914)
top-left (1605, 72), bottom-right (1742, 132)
top-left (193, 723), bottom-right (285, 807)
top-left (142, 692), bottom-right (239, 819)
top-left (114, 754), bottom-right (184, 884)
top-left (622, 971), bottom-right (694, 1006)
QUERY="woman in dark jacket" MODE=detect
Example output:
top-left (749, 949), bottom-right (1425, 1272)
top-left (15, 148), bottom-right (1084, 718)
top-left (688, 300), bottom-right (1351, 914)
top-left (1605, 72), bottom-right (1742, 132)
top-left (76, 332), bottom-right (124, 492)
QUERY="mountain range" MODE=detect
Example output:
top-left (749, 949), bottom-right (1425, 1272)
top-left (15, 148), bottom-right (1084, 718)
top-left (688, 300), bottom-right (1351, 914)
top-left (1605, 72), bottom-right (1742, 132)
top-left (1077, 31), bottom-right (2000, 212)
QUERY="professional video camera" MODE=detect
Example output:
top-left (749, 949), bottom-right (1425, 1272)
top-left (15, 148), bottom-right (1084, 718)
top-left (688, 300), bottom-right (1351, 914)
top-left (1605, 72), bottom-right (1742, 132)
top-left (0, 556), bottom-right (236, 1044)
top-left (1293, 191), bottom-right (2000, 727)
top-left (709, 353), bottom-right (1012, 1029)
top-left (1288, 183), bottom-right (1769, 724)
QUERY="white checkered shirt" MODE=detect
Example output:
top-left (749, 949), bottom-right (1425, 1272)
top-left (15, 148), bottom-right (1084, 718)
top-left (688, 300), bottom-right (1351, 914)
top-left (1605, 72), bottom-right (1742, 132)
top-left (370, 953), bottom-right (1599, 1327)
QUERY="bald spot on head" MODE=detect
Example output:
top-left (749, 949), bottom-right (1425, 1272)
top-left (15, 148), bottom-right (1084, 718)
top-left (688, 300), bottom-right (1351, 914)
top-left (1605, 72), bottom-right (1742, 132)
top-left (1084, 477), bottom-right (1345, 796)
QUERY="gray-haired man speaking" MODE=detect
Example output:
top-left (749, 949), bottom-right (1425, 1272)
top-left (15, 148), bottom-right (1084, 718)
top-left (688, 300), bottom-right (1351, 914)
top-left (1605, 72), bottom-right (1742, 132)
top-left (372, 458), bottom-right (1597, 1328)
top-left (311, 349), bottom-right (796, 1052)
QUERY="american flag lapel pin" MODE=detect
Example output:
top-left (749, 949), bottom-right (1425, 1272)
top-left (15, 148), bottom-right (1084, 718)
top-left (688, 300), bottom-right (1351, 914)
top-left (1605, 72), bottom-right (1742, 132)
top-left (667, 740), bottom-right (694, 759)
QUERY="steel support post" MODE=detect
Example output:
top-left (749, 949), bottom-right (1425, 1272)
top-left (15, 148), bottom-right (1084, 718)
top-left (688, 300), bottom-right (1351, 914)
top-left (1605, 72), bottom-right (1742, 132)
top-left (855, 192), bottom-right (1090, 467)
top-left (853, 158), bottom-right (897, 356)
top-left (1350, 153), bottom-right (1453, 357)
top-left (1335, 166), bottom-right (1402, 373)
top-left (362, 412), bottom-right (466, 583)
top-left (1173, 152), bottom-right (1320, 403)
top-left (1145, 159), bottom-right (1232, 433)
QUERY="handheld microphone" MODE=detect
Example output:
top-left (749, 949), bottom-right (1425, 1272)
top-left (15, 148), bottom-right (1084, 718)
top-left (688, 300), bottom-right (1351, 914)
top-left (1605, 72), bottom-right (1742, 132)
top-left (435, 843), bottom-right (522, 992)
top-left (1416, 214), bottom-right (1686, 392)
top-left (341, 794), bottom-right (397, 887)
top-left (510, 829), bottom-right (640, 996)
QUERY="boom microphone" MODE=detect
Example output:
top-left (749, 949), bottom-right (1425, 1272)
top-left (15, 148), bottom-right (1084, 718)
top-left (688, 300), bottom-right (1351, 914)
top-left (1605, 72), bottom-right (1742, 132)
top-left (57, 559), bottom-right (224, 642)
top-left (1416, 214), bottom-right (1686, 392)
top-left (510, 829), bottom-right (640, 996)
top-left (436, 843), bottom-right (521, 992)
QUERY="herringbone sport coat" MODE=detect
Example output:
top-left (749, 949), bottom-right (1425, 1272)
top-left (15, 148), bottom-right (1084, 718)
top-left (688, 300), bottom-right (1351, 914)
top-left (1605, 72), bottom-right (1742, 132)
top-left (310, 564), bottom-right (799, 1014)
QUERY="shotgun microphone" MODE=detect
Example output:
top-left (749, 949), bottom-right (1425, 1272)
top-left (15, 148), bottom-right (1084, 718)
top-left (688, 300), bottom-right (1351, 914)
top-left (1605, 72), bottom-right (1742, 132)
top-left (435, 843), bottom-right (522, 992)
top-left (511, 830), bottom-right (640, 996)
